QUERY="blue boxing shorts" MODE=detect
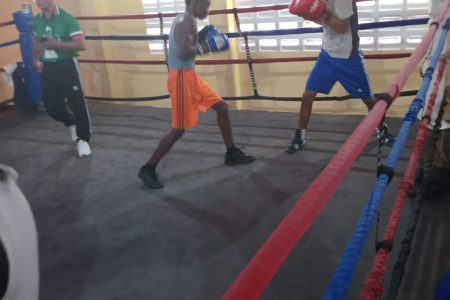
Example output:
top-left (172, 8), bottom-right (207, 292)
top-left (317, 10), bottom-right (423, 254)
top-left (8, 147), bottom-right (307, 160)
top-left (305, 49), bottom-right (373, 99)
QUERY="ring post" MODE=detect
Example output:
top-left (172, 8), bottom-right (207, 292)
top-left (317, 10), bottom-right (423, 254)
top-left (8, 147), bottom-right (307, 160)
top-left (13, 4), bottom-right (42, 107)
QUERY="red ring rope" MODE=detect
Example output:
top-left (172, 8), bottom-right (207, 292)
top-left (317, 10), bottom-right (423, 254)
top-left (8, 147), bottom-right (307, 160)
top-left (77, 2), bottom-right (372, 21)
top-left (220, 1), bottom-right (450, 299)
top-left (78, 53), bottom-right (411, 66)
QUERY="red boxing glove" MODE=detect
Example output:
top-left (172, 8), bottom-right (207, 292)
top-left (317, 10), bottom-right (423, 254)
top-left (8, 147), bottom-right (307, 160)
top-left (289, 0), bottom-right (330, 21)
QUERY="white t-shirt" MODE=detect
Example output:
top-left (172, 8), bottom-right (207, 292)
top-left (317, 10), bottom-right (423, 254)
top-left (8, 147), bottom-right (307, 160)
top-left (0, 165), bottom-right (39, 300)
top-left (322, 0), bottom-right (356, 58)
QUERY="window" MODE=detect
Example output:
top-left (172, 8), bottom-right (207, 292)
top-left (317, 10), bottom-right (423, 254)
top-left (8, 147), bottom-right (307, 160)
top-left (141, 0), bottom-right (430, 53)
top-left (142, 0), bottom-right (208, 54)
top-left (235, 0), bottom-right (429, 52)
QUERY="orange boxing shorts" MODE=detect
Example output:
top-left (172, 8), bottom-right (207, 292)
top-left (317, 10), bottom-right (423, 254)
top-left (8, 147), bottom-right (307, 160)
top-left (167, 69), bottom-right (222, 129)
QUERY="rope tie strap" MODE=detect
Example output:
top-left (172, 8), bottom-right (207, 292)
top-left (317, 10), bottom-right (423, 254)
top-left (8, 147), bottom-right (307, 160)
top-left (425, 66), bottom-right (435, 74)
top-left (376, 93), bottom-right (394, 108)
top-left (377, 164), bottom-right (395, 184)
top-left (376, 240), bottom-right (393, 252)
top-left (430, 21), bottom-right (440, 27)
top-left (421, 114), bottom-right (432, 122)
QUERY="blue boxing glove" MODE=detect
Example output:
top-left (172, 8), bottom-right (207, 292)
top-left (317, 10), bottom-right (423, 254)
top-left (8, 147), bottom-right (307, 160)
top-left (198, 25), bottom-right (216, 42)
top-left (195, 27), bottom-right (230, 55)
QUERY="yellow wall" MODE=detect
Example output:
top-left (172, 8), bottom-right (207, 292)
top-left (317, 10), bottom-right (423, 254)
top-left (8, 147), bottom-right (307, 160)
top-left (0, 0), bottom-right (446, 119)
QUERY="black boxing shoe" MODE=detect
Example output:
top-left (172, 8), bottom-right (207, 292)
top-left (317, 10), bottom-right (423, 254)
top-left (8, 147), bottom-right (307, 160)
top-left (286, 129), bottom-right (307, 154)
top-left (225, 147), bottom-right (255, 166)
top-left (138, 164), bottom-right (164, 189)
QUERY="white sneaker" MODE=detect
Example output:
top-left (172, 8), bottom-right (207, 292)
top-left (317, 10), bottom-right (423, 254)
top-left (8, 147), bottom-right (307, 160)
top-left (69, 125), bottom-right (77, 142)
top-left (76, 140), bottom-right (91, 157)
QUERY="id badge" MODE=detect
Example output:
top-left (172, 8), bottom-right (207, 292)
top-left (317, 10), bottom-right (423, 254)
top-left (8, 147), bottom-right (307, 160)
top-left (44, 50), bottom-right (58, 59)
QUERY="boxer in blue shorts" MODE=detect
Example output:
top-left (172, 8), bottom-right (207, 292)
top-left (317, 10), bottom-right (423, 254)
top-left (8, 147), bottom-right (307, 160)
top-left (286, 0), bottom-right (396, 153)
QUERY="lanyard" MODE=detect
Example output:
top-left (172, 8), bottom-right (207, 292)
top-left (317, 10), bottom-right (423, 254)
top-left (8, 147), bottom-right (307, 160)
top-left (44, 17), bottom-right (53, 37)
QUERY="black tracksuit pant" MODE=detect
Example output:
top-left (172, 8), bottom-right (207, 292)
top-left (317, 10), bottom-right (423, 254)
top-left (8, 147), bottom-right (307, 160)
top-left (41, 58), bottom-right (91, 142)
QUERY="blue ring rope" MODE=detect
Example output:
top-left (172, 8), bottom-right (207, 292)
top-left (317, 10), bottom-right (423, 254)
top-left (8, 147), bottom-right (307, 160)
top-left (0, 18), bottom-right (429, 45)
top-left (85, 18), bottom-right (428, 41)
top-left (322, 18), bottom-right (450, 300)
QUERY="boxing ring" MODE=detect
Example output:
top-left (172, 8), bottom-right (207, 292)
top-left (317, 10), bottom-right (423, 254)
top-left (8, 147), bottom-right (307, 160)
top-left (1, 1), bottom-right (450, 300)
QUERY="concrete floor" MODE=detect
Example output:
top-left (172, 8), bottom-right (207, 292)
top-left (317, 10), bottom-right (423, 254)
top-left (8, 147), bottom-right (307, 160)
top-left (0, 102), bottom-right (448, 300)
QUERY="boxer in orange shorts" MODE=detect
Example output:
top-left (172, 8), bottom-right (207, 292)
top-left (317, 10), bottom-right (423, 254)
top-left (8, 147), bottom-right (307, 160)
top-left (138, 0), bottom-right (255, 189)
